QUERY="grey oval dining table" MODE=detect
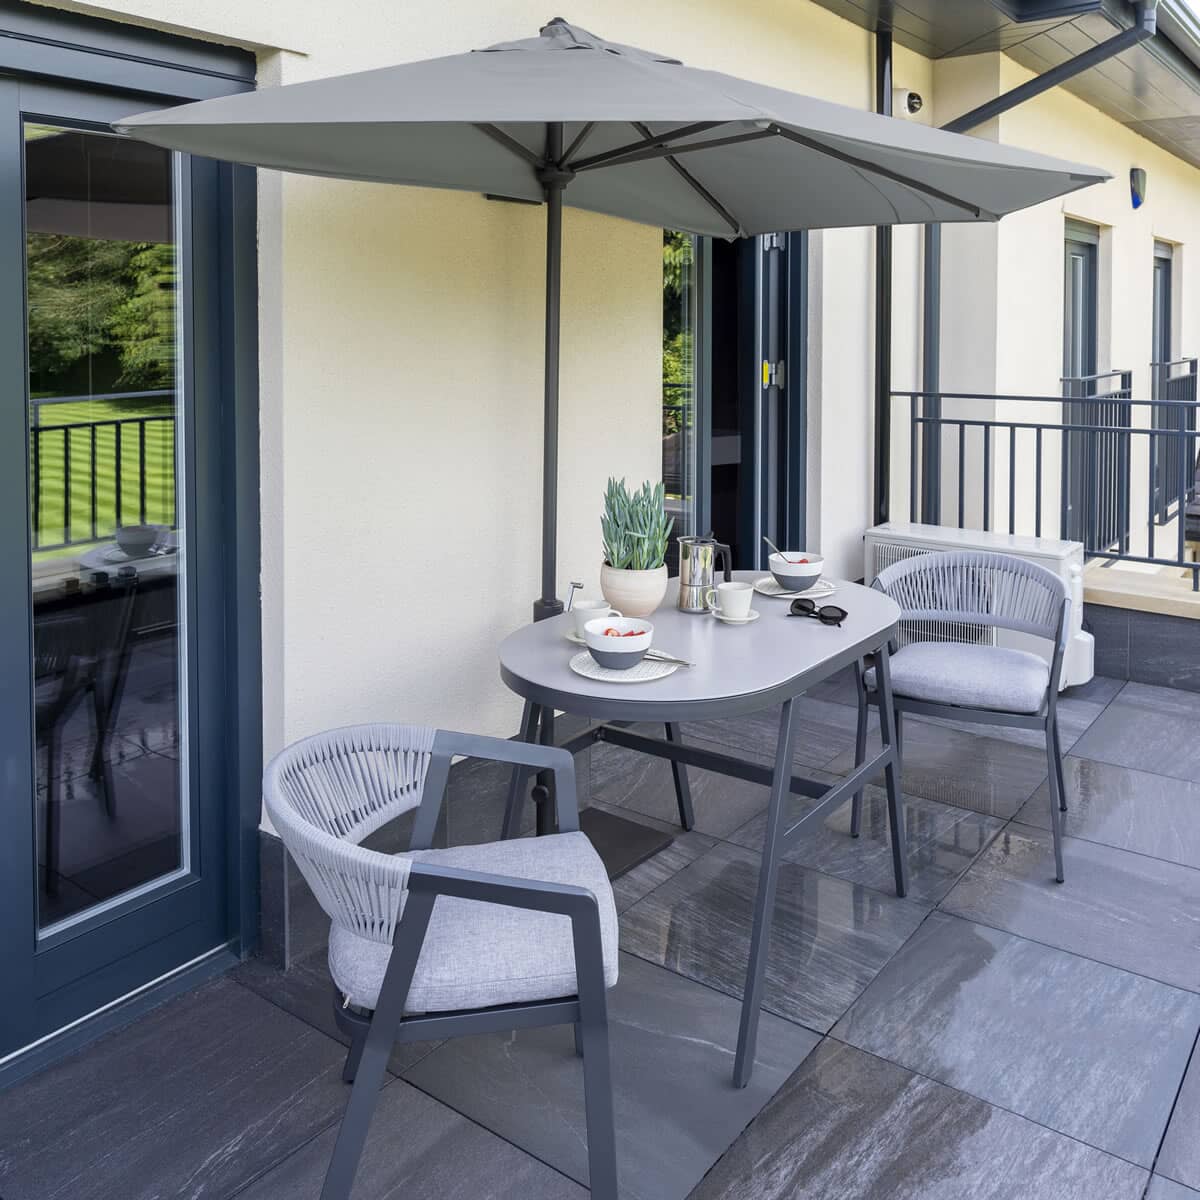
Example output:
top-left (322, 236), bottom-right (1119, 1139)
top-left (497, 572), bottom-right (908, 1087)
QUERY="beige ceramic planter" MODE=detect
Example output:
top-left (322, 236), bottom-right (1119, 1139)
top-left (599, 563), bottom-right (669, 618)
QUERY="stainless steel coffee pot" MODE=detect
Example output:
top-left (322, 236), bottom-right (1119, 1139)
top-left (677, 534), bottom-right (732, 613)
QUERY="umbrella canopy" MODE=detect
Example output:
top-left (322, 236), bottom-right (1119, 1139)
top-left (117, 18), bottom-right (1106, 238)
top-left (114, 18), bottom-right (1109, 617)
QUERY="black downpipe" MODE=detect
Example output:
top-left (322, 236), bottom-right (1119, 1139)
top-left (873, 26), bottom-right (893, 526)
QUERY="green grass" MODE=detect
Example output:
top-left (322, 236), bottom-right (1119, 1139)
top-left (32, 398), bottom-right (175, 561)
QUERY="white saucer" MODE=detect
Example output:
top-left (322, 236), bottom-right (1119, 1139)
top-left (566, 630), bottom-right (586, 645)
top-left (709, 608), bottom-right (760, 625)
top-left (754, 577), bottom-right (837, 600)
top-left (568, 651), bottom-right (678, 683)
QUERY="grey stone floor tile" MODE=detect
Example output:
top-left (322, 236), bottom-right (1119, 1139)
top-left (403, 953), bottom-right (819, 1200)
top-left (1071, 682), bottom-right (1200, 782)
top-left (1063, 675), bottom-right (1125, 706)
top-left (620, 840), bottom-right (927, 1033)
top-left (688, 1038), bottom-right (1149, 1200)
top-left (1158, 1048), bottom-right (1200, 1191)
top-left (233, 948), bottom-right (442, 1075)
top-left (1016, 757), bottom-right (1200, 870)
top-left (728, 782), bottom-right (1004, 905)
top-left (833, 912), bottom-right (1200, 1166)
top-left (827, 715), bottom-right (1049, 819)
top-left (590, 732), bottom-right (771, 838)
top-left (681, 694), bottom-right (873, 771)
top-left (941, 823), bottom-right (1200, 992)
top-left (0, 978), bottom-right (352, 1200)
top-left (238, 1077), bottom-right (586, 1200)
top-left (1149, 1177), bottom-right (1200, 1199)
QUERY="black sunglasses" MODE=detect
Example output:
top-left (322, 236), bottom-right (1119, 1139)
top-left (788, 597), bottom-right (848, 627)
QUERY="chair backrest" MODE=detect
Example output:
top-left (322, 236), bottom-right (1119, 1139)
top-left (263, 723), bottom-right (437, 944)
top-left (873, 550), bottom-right (1068, 644)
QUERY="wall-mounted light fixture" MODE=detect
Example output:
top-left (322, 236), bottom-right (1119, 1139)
top-left (1131, 167), bottom-right (1147, 209)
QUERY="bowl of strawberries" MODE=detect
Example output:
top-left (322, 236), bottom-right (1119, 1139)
top-left (583, 617), bottom-right (653, 670)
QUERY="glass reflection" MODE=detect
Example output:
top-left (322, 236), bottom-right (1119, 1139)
top-left (26, 123), bottom-right (186, 931)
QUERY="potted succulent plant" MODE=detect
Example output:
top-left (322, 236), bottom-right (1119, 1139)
top-left (599, 477), bottom-right (674, 618)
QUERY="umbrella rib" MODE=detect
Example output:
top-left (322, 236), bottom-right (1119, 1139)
top-left (631, 121), bottom-right (742, 237)
top-left (561, 122), bottom-right (596, 164)
top-left (772, 126), bottom-right (988, 219)
top-left (475, 123), bottom-right (543, 168)
top-left (569, 121), bottom-right (728, 171)
top-left (574, 127), bottom-right (775, 172)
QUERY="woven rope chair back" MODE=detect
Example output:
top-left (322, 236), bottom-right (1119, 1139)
top-left (263, 723), bottom-right (437, 944)
top-left (873, 551), bottom-right (1066, 643)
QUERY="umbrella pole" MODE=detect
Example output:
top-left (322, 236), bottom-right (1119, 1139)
top-left (534, 122), bottom-right (567, 621)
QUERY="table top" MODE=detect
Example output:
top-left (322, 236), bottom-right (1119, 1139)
top-left (498, 572), bottom-right (900, 722)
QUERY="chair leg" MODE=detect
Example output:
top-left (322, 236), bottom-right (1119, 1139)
top-left (502, 702), bottom-right (540, 840)
top-left (851, 660), bottom-right (867, 838)
top-left (572, 910), bottom-right (617, 1200)
top-left (342, 1021), bottom-right (368, 1084)
top-left (1051, 715), bottom-right (1067, 812)
top-left (894, 710), bottom-right (904, 768)
top-left (321, 892), bottom-right (435, 1200)
top-left (574, 1020), bottom-right (584, 1058)
top-left (664, 723), bottom-right (695, 831)
top-left (1045, 728), bottom-right (1066, 884)
top-left (875, 646), bottom-right (910, 899)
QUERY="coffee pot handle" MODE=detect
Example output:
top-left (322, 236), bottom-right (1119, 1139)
top-left (714, 539), bottom-right (732, 582)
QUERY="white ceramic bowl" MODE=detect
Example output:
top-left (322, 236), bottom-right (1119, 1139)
top-left (583, 617), bottom-right (653, 670)
top-left (769, 551), bottom-right (824, 592)
top-left (115, 524), bottom-right (160, 558)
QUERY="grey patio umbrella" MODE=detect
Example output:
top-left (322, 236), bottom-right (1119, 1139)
top-left (116, 17), bottom-right (1109, 617)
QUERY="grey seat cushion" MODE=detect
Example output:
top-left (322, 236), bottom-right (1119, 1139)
top-left (328, 831), bottom-right (619, 1012)
top-left (865, 641), bottom-right (1049, 714)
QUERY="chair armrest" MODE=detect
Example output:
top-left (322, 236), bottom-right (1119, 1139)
top-left (431, 728), bottom-right (579, 833)
top-left (408, 859), bottom-right (599, 919)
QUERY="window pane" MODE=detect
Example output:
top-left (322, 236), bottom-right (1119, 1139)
top-left (25, 123), bottom-right (187, 932)
top-left (663, 230), bottom-right (697, 573)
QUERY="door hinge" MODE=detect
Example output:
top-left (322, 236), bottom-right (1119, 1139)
top-left (762, 359), bottom-right (785, 389)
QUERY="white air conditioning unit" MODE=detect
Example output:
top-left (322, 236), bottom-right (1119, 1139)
top-left (863, 522), bottom-right (1093, 689)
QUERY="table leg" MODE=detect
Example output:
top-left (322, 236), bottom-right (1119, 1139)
top-left (664, 723), bottom-right (695, 831)
top-left (501, 700), bottom-right (541, 839)
top-left (850, 659), bottom-right (867, 838)
top-left (875, 643), bottom-right (910, 899)
top-left (733, 698), bottom-right (799, 1089)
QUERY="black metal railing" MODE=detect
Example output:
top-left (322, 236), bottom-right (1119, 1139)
top-left (30, 392), bottom-right (175, 552)
top-left (1061, 370), bottom-right (1132, 552)
top-left (1151, 358), bottom-right (1199, 520)
top-left (895, 360), bottom-right (1200, 589)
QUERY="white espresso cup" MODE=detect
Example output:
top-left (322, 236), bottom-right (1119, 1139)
top-left (572, 599), bottom-right (622, 636)
top-left (705, 580), bottom-right (753, 619)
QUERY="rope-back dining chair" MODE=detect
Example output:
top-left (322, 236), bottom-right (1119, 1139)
top-left (265, 723), bottom-right (619, 1200)
top-left (854, 551), bottom-right (1071, 881)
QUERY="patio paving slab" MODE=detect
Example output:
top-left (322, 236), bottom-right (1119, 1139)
top-left (832, 912), bottom-right (1200, 1167)
top-left (0, 978), bottom-right (351, 1200)
top-left (941, 822), bottom-right (1200, 992)
top-left (688, 1037), bottom-right (1148, 1200)
top-left (680, 694), bottom-right (872, 772)
top-left (826, 715), bottom-right (1049, 819)
top-left (1016, 756), bottom-right (1200, 870)
top-left (1149, 1177), bottom-right (1200, 1199)
top-left (402, 952), bottom-right (819, 1200)
top-left (1158, 1048), bottom-right (1200, 1191)
top-left (1070, 682), bottom-right (1200, 782)
top-left (728, 781), bottom-right (1004, 905)
top-left (233, 947), bottom-right (443, 1075)
top-left (619, 840), bottom-right (928, 1033)
top-left (589, 730), bottom-right (772, 839)
top-left (237, 1076), bottom-right (586, 1200)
